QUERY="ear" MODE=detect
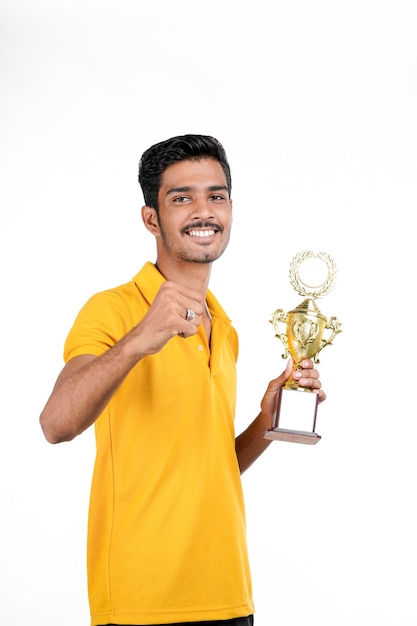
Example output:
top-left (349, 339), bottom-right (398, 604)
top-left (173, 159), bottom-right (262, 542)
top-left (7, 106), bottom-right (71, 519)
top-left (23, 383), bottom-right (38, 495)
top-left (141, 205), bottom-right (160, 236)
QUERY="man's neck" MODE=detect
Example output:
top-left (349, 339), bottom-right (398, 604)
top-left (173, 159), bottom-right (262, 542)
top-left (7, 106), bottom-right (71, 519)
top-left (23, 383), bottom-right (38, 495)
top-left (154, 257), bottom-right (212, 297)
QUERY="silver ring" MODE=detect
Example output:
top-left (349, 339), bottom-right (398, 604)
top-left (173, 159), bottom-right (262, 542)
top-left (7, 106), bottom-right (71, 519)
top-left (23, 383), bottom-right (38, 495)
top-left (186, 308), bottom-right (195, 322)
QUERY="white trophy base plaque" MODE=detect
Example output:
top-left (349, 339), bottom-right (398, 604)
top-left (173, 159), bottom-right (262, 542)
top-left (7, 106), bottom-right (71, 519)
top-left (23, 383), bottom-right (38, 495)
top-left (264, 387), bottom-right (321, 445)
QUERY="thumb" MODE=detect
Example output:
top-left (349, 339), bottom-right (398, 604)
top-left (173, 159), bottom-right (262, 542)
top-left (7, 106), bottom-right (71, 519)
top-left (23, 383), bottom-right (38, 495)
top-left (270, 358), bottom-right (294, 391)
top-left (261, 358), bottom-right (293, 415)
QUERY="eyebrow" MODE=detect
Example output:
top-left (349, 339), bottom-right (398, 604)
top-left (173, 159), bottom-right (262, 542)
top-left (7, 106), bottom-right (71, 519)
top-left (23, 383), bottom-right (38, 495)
top-left (165, 185), bottom-right (229, 196)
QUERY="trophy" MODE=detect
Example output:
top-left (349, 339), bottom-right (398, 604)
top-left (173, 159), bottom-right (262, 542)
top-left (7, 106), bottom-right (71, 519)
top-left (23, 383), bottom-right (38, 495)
top-left (264, 251), bottom-right (342, 445)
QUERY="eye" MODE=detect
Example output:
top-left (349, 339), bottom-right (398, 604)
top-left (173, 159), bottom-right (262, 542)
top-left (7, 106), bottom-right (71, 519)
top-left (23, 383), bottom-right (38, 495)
top-left (172, 195), bottom-right (190, 203)
top-left (210, 194), bottom-right (225, 201)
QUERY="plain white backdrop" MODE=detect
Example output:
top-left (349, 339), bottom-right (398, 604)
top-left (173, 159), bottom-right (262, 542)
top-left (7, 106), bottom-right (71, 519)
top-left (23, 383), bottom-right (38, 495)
top-left (1, 1), bottom-right (416, 624)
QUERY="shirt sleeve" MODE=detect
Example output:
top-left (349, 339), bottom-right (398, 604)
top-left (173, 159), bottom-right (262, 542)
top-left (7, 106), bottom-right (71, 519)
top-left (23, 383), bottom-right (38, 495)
top-left (63, 289), bottom-right (137, 362)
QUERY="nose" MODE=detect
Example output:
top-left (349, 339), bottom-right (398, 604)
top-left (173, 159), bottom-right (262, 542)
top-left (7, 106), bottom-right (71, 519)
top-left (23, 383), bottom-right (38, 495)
top-left (191, 197), bottom-right (214, 220)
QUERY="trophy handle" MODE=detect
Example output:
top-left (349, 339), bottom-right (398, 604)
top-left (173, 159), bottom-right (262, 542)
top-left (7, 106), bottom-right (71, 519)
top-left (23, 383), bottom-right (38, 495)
top-left (270, 309), bottom-right (289, 359)
top-left (314, 316), bottom-right (342, 363)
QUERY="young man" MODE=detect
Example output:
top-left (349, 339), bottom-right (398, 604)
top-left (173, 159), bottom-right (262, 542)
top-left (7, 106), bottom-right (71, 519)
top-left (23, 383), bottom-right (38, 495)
top-left (40, 134), bottom-right (325, 626)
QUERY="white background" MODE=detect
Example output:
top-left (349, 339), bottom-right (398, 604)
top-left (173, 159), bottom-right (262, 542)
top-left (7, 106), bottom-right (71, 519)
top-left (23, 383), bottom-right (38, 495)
top-left (1, 1), bottom-right (416, 624)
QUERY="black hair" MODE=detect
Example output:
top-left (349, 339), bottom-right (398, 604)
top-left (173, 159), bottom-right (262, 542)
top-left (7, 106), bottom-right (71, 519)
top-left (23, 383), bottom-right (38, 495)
top-left (138, 134), bottom-right (232, 210)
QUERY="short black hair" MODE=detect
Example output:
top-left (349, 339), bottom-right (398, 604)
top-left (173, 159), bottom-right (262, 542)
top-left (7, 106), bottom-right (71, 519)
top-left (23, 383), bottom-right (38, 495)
top-left (138, 134), bottom-right (232, 210)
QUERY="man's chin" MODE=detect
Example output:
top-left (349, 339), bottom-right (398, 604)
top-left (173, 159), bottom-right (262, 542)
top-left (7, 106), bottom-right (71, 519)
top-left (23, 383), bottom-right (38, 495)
top-left (181, 251), bottom-right (224, 264)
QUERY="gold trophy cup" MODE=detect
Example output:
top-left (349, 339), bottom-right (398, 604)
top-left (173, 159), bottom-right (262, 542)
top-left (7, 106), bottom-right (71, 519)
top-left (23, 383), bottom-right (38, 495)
top-left (264, 251), bottom-right (342, 445)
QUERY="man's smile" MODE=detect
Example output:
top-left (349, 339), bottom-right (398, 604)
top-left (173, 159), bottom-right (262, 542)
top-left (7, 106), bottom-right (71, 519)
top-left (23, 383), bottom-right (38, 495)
top-left (182, 222), bottom-right (223, 238)
top-left (187, 229), bottom-right (216, 238)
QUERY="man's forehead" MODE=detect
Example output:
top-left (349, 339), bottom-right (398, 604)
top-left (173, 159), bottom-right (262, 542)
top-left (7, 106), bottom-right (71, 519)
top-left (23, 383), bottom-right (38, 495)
top-left (160, 157), bottom-right (227, 188)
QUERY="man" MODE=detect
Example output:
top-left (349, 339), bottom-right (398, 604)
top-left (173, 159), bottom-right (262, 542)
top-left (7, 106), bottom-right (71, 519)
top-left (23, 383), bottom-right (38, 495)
top-left (40, 134), bottom-right (325, 626)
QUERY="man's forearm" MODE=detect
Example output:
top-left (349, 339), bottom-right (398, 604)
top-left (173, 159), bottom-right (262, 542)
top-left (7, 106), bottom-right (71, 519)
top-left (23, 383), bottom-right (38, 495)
top-left (235, 412), bottom-right (273, 474)
top-left (39, 335), bottom-right (141, 444)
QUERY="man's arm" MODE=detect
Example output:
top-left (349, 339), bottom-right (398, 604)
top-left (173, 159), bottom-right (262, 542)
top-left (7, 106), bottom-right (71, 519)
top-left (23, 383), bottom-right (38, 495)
top-left (40, 281), bottom-right (206, 444)
top-left (235, 359), bottom-right (326, 473)
top-left (40, 342), bottom-right (140, 444)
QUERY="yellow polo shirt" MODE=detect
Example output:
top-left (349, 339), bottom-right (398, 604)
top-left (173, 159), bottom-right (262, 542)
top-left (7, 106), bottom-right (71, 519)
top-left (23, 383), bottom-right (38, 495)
top-left (64, 262), bottom-right (254, 625)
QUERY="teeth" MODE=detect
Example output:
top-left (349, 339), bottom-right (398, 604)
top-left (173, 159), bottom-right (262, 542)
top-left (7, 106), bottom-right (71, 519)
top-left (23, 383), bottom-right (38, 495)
top-left (188, 230), bottom-right (215, 238)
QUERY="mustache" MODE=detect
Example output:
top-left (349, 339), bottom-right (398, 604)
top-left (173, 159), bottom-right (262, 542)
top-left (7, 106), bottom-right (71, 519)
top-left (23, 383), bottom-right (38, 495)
top-left (181, 221), bottom-right (223, 234)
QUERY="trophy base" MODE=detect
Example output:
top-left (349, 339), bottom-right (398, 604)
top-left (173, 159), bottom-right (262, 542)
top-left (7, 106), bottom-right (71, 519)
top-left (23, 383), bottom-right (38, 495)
top-left (263, 387), bottom-right (320, 445)
top-left (264, 428), bottom-right (321, 445)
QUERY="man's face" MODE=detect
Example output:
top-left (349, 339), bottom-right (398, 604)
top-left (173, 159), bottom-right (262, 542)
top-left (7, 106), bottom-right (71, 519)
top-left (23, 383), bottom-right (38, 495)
top-left (154, 157), bottom-right (233, 264)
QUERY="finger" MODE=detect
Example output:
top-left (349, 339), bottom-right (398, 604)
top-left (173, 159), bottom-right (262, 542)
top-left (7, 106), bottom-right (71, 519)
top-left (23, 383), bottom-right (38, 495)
top-left (175, 294), bottom-right (204, 324)
top-left (260, 359), bottom-right (293, 417)
top-left (317, 389), bottom-right (327, 404)
top-left (177, 323), bottom-right (199, 339)
top-left (263, 359), bottom-right (293, 395)
top-left (183, 307), bottom-right (203, 325)
top-left (292, 358), bottom-right (326, 403)
top-left (158, 281), bottom-right (205, 322)
top-left (296, 375), bottom-right (322, 392)
top-left (299, 358), bottom-right (315, 369)
top-left (294, 368), bottom-right (319, 381)
top-left (176, 308), bottom-right (203, 339)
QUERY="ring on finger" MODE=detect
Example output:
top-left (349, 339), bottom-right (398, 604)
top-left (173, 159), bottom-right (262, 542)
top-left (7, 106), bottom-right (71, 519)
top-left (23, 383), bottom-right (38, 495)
top-left (186, 308), bottom-right (195, 322)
